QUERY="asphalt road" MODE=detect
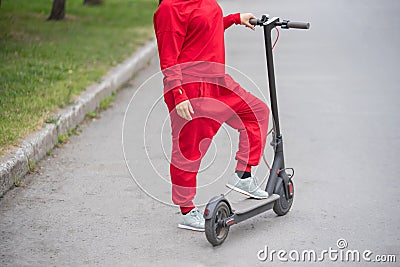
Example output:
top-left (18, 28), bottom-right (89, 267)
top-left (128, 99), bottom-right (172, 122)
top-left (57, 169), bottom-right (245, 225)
top-left (1, 0), bottom-right (400, 266)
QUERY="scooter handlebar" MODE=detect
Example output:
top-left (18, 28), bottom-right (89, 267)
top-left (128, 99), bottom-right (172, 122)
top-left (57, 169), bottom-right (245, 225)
top-left (286, 21), bottom-right (310, 29)
top-left (249, 18), bottom-right (259, 26)
top-left (249, 17), bottom-right (310, 30)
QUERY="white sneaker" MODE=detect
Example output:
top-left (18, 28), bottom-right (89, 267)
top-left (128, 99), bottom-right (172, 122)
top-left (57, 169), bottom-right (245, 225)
top-left (226, 173), bottom-right (269, 199)
top-left (178, 208), bottom-right (205, 232)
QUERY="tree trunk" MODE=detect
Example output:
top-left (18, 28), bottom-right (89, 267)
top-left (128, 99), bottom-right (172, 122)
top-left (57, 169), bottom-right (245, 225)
top-left (48, 0), bottom-right (66, 21)
top-left (83, 0), bottom-right (103, 5)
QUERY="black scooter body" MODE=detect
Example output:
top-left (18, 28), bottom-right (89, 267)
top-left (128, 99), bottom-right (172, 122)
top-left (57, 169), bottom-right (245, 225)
top-left (204, 15), bottom-right (309, 246)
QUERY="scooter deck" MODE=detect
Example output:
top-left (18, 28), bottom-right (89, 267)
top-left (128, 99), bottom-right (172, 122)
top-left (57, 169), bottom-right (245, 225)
top-left (231, 194), bottom-right (280, 215)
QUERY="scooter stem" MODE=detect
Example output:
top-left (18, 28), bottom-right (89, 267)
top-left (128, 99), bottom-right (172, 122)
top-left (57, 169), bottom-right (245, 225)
top-left (262, 17), bottom-right (282, 138)
top-left (261, 17), bottom-right (286, 195)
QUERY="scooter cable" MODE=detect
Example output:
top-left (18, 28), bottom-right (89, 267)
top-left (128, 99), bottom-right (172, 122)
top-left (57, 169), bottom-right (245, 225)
top-left (272, 27), bottom-right (280, 50)
top-left (262, 128), bottom-right (274, 171)
top-left (262, 153), bottom-right (272, 171)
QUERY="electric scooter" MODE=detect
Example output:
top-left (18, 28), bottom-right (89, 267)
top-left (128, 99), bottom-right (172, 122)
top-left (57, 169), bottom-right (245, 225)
top-left (203, 15), bottom-right (310, 246)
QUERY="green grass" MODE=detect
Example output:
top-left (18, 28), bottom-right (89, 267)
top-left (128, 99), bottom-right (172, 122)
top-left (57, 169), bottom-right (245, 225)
top-left (0, 0), bottom-right (157, 154)
top-left (14, 177), bottom-right (24, 187)
top-left (85, 110), bottom-right (98, 119)
top-left (27, 158), bottom-right (37, 173)
top-left (99, 91), bottom-right (116, 111)
top-left (45, 115), bottom-right (61, 124)
top-left (57, 133), bottom-right (69, 146)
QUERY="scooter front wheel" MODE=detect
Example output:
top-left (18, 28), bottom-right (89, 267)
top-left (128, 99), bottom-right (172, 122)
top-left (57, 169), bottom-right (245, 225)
top-left (273, 180), bottom-right (294, 216)
top-left (205, 201), bottom-right (231, 246)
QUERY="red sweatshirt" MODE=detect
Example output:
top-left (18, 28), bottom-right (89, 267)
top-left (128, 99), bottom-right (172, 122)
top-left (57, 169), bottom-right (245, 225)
top-left (153, 0), bottom-right (241, 106)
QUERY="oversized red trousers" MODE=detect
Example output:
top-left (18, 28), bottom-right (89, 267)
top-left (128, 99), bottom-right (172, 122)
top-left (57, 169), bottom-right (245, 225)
top-left (164, 74), bottom-right (270, 213)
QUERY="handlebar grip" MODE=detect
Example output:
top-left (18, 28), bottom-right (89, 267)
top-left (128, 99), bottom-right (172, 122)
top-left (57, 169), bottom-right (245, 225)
top-left (286, 21), bottom-right (310, 29)
top-left (249, 18), bottom-right (258, 26)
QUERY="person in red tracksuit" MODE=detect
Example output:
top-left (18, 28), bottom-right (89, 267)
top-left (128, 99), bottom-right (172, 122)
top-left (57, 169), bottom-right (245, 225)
top-left (154, 0), bottom-right (270, 231)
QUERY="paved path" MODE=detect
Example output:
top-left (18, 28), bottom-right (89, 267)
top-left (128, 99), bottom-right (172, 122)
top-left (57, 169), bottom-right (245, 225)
top-left (1, 0), bottom-right (399, 266)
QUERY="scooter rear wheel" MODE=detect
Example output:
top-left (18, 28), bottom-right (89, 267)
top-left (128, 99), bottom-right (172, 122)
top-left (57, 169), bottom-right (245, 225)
top-left (273, 181), bottom-right (294, 216)
top-left (205, 201), bottom-right (231, 246)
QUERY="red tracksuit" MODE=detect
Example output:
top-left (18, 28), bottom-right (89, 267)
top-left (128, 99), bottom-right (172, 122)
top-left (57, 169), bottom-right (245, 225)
top-left (154, 0), bottom-right (270, 213)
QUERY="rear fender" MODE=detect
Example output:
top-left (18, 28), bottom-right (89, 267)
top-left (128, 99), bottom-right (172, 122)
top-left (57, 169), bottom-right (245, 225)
top-left (203, 195), bottom-right (232, 220)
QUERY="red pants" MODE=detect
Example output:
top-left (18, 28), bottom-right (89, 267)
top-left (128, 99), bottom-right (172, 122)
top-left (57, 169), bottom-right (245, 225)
top-left (164, 74), bottom-right (270, 213)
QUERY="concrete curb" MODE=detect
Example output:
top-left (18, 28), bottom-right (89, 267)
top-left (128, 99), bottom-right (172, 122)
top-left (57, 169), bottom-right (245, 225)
top-left (0, 40), bottom-right (157, 198)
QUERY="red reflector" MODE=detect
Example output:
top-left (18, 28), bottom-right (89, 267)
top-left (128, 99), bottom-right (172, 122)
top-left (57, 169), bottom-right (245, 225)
top-left (288, 183), bottom-right (293, 195)
top-left (204, 209), bottom-right (209, 216)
